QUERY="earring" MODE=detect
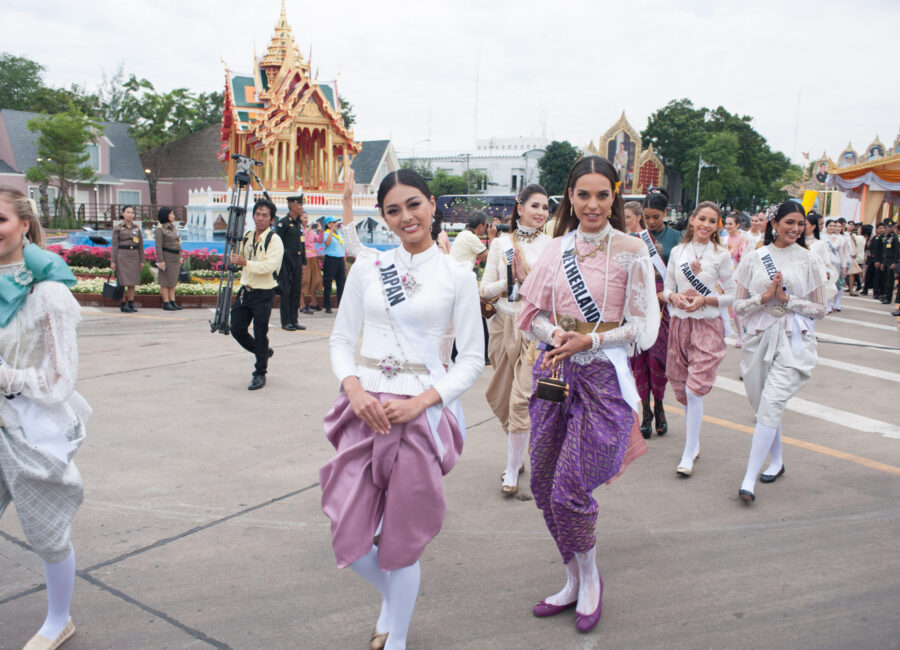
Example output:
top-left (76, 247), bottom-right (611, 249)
top-left (569, 204), bottom-right (574, 217)
top-left (22, 233), bottom-right (30, 246)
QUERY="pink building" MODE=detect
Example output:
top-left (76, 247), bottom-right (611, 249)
top-left (0, 109), bottom-right (150, 221)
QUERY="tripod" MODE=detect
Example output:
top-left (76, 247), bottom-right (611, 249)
top-left (210, 154), bottom-right (271, 334)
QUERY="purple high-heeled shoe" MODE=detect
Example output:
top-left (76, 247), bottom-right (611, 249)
top-left (574, 576), bottom-right (603, 632)
top-left (532, 598), bottom-right (577, 618)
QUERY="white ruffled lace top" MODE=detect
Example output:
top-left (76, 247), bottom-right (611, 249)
top-left (733, 243), bottom-right (828, 334)
top-left (480, 228), bottom-right (551, 316)
top-left (0, 262), bottom-right (90, 443)
top-left (663, 241), bottom-right (736, 319)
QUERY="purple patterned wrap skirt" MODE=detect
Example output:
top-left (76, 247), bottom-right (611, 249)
top-left (319, 392), bottom-right (463, 571)
top-left (630, 277), bottom-right (670, 402)
top-left (529, 353), bottom-right (646, 563)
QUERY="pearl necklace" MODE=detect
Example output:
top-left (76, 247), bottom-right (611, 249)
top-left (574, 224), bottom-right (611, 262)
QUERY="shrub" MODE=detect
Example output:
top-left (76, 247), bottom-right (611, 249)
top-left (139, 262), bottom-right (155, 285)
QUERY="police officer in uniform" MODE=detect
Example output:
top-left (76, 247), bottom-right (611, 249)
top-left (275, 195), bottom-right (307, 331)
top-left (230, 199), bottom-right (284, 390)
top-left (880, 220), bottom-right (899, 307)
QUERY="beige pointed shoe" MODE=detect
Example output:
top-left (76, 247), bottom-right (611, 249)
top-left (22, 618), bottom-right (75, 650)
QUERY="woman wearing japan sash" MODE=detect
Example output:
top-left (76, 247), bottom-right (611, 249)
top-left (481, 184), bottom-right (551, 496)
top-left (517, 156), bottom-right (659, 632)
top-left (320, 169), bottom-right (483, 649)
top-left (734, 202), bottom-right (827, 504)
top-left (662, 202), bottom-right (736, 476)
top-left (0, 187), bottom-right (89, 650)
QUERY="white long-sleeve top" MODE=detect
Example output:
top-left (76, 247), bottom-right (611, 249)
top-left (480, 229), bottom-right (551, 316)
top-left (329, 241), bottom-right (484, 406)
top-left (825, 233), bottom-right (852, 270)
top-left (0, 268), bottom-right (91, 446)
top-left (662, 241), bottom-right (736, 319)
top-left (733, 243), bottom-right (828, 334)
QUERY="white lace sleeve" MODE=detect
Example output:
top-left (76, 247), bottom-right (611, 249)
top-left (716, 251), bottom-right (736, 309)
top-left (531, 311), bottom-right (561, 344)
top-left (0, 284), bottom-right (81, 405)
top-left (733, 253), bottom-right (762, 316)
top-left (480, 238), bottom-right (507, 300)
top-left (662, 252), bottom-right (678, 303)
top-left (341, 221), bottom-right (376, 261)
top-left (601, 253), bottom-right (660, 352)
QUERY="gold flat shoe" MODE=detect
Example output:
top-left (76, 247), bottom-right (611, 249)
top-left (676, 450), bottom-right (700, 477)
top-left (370, 627), bottom-right (389, 650)
top-left (501, 483), bottom-right (518, 496)
top-left (23, 619), bottom-right (75, 650)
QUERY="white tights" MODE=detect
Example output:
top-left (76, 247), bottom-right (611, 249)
top-left (37, 549), bottom-right (75, 639)
top-left (544, 548), bottom-right (601, 615)
top-left (350, 545), bottom-right (420, 649)
top-left (679, 389), bottom-right (703, 469)
top-left (741, 422), bottom-right (782, 493)
top-left (502, 431), bottom-right (528, 487)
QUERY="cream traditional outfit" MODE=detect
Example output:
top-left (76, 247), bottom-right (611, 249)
top-left (480, 225), bottom-right (550, 492)
top-left (662, 241), bottom-right (735, 474)
top-left (320, 225), bottom-right (483, 649)
top-left (734, 242), bottom-right (827, 500)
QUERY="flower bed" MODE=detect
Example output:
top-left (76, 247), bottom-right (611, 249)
top-left (71, 277), bottom-right (227, 295)
top-left (48, 245), bottom-right (224, 271)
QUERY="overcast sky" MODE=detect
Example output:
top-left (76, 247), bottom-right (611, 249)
top-left (4, 0), bottom-right (898, 164)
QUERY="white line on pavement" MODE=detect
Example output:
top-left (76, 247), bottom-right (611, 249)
top-left (713, 376), bottom-right (900, 439)
top-left (824, 316), bottom-right (898, 332)
top-left (814, 332), bottom-right (900, 354)
top-left (838, 304), bottom-right (896, 316)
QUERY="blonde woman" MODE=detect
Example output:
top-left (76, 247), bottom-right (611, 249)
top-left (0, 186), bottom-right (89, 650)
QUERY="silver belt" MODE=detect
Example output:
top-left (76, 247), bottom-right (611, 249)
top-left (358, 355), bottom-right (429, 379)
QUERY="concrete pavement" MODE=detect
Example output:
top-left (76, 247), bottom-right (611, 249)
top-left (2, 294), bottom-right (899, 649)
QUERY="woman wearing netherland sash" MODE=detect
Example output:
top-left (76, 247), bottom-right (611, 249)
top-left (481, 184), bottom-right (551, 496)
top-left (320, 170), bottom-right (483, 649)
top-left (516, 156), bottom-right (659, 632)
top-left (662, 202), bottom-right (735, 477)
top-left (733, 201), bottom-right (827, 504)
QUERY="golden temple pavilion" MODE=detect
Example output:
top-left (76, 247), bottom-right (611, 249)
top-left (219, 1), bottom-right (360, 191)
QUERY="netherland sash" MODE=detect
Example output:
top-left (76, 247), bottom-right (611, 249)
top-left (560, 231), bottom-right (602, 323)
top-left (639, 229), bottom-right (667, 278)
top-left (376, 249), bottom-right (466, 459)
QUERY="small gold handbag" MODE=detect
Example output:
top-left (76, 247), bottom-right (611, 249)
top-left (534, 357), bottom-right (568, 403)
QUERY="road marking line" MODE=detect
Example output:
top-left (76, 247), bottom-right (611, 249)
top-left (838, 304), bottom-right (895, 316)
top-left (824, 315), bottom-right (898, 331)
top-left (713, 376), bottom-right (900, 439)
top-left (816, 357), bottom-right (900, 383)
top-left (664, 404), bottom-right (900, 476)
top-left (815, 332), bottom-right (900, 354)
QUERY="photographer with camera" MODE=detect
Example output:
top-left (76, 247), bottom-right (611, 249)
top-left (275, 195), bottom-right (307, 331)
top-left (229, 199), bottom-right (283, 390)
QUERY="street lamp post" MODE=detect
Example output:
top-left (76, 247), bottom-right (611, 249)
top-left (695, 156), bottom-right (717, 206)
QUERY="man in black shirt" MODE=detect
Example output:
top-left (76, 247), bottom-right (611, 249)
top-left (275, 195), bottom-right (307, 331)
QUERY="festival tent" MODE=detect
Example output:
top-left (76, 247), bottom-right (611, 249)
top-left (827, 138), bottom-right (900, 224)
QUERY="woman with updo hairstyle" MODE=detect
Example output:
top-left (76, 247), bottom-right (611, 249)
top-left (154, 206), bottom-right (183, 310)
top-left (805, 212), bottom-right (838, 308)
top-left (631, 186), bottom-right (679, 438)
top-left (110, 204), bottom-right (144, 312)
top-left (662, 201), bottom-right (735, 476)
top-left (733, 201), bottom-right (827, 504)
top-left (722, 212), bottom-right (750, 347)
top-left (623, 200), bottom-right (645, 234)
top-left (322, 168), bottom-right (483, 649)
top-left (0, 186), bottom-right (88, 650)
top-left (517, 155), bottom-right (659, 632)
top-left (823, 217), bottom-right (852, 312)
top-left (481, 183), bottom-right (551, 496)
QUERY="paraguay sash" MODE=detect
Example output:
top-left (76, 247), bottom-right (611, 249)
top-left (498, 235), bottom-right (518, 302)
top-left (639, 229), bottom-right (667, 278)
top-left (376, 249), bottom-right (466, 460)
top-left (557, 231), bottom-right (640, 413)
top-left (678, 250), bottom-right (733, 335)
top-left (755, 246), bottom-right (812, 352)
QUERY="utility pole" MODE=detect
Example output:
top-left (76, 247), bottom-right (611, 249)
top-left (695, 155), bottom-right (716, 206)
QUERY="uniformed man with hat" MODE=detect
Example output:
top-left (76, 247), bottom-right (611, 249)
top-left (275, 194), bottom-right (307, 330)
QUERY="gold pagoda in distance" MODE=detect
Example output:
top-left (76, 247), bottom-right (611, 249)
top-left (218, 0), bottom-right (360, 192)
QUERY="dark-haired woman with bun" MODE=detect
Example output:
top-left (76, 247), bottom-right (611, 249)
top-left (733, 202), bottom-right (827, 504)
top-left (322, 168), bottom-right (483, 649)
top-left (154, 207), bottom-right (183, 310)
top-left (110, 205), bottom-right (144, 312)
top-left (481, 184), bottom-right (551, 496)
top-left (631, 187), bottom-right (679, 438)
top-left (517, 156), bottom-right (659, 632)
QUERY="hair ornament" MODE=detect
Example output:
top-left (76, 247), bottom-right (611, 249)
top-left (765, 203), bottom-right (780, 223)
top-left (614, 181), bottom-right (621, 194)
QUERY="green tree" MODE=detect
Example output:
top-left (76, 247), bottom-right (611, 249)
top-left (0, 52), bottom-right (100, 116)
top-left (25, 107), bottom-right (103, 228)
top-left (538, 140), bottom-right (579, 195)
top-left (340, 98), bottom-right (356, 129)
top-left (428, 169), bottom-right (468, 196)
top-left (399, 159), bottom-right (433, 180)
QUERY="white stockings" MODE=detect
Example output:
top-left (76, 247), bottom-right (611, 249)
top-left (763, 425), bottom-right (783, 477)
top-left (741, 421), bottom-right (779, 493)
top-left (349, 545), bottom-right (420, 649)
top-left (37, 549), bottom-right (75, 639)
top-left (502, 431), bottom-right (528, 487)
top-left (574, 547), bottom-right (601, 616)
top-left (679, 389), bottom-right (703, 470)
top-left (543, 559), bottom-right (579, 606)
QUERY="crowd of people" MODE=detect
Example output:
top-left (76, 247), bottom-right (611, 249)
top-left (1, 156), bottom-right (898, 649)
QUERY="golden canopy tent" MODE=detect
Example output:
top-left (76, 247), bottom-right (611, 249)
top-left (827, 145), bottom-right (900, 224)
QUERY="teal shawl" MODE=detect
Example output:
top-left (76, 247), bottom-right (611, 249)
top-left (0, 244), bottom-right (76, 328)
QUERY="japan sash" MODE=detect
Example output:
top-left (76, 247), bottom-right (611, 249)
top-left (376, 249), bottom-right (466, 460)
top-left (756, 246), bottom-right (812, 352)
top-left (557, 231), bottom-right (640, 413)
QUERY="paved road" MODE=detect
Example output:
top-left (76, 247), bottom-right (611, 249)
top-left (2, 294), bottom-right (899, 649)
